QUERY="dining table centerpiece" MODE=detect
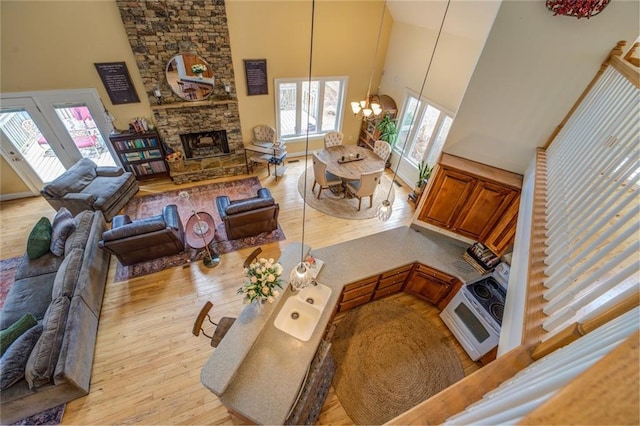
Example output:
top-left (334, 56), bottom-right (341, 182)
top-left (238, 257), bottom-right (284, 304)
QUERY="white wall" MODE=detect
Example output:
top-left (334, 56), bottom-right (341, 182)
top-left (444, 0), bottom-right (640, 174)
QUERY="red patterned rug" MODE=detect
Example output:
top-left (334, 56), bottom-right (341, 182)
top-left (0, 256), bottom-right (22, 309)
top-left (114, 177), bottom-right (286, 282)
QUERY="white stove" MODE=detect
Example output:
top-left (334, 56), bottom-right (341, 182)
top-left (440, 262), bottom-right (510, 361)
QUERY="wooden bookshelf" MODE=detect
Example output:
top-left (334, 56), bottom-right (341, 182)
top-left (108, 130), bottom-right (169, 180)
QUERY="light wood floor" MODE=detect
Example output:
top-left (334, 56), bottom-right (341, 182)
top-left (0, 158), bottom-right (479, 425)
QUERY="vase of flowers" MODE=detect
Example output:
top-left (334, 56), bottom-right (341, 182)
top-left (191, 64), bottom-right (207, 79)
top-left (238, 257), bottom-right (284, 304)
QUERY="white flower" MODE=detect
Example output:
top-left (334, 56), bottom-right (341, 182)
top-left (251, 276), bottom-right (257, 283)
top-left (249, 290), bottom-right (256, 297)
top-left (275, 264), bottom-right (283, 275)
top-left (267, 296), bottom-right (274, 303)
top-left (273, 290), bottom-right (280, 298)
top-left (267, 274), bottom-right (275, 282)
top-left (262, 286), bottom-right (269, 295)
top-left (269, 258), bottom-right (275, 264)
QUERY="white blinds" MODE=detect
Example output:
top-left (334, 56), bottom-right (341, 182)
top-left (443, 307), bottom-right (639, 425)
top-left (541, 66), bottom-right (640, 337)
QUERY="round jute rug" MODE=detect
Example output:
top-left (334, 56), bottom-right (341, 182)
top-left (297, 166), bottom-right (395, 220)
top-left (331, 298), bottom-right (465, 425)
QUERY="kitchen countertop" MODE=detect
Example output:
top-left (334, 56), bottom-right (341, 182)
top-left (200, 225), bottom-right (481, 425)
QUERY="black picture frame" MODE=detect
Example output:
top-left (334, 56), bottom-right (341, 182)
top-left (244, 59), bottom-right (268, 96)
top-left (94, 62), bottom-right (140, 105)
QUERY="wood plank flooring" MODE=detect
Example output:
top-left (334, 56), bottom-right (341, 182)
top-left (0, 158), bottom-right (480, 425)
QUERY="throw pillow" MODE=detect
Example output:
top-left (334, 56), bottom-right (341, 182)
top-left (0, 313), bottom-right (37, 356)
top-left (0, 323), bottom-right (43, 390)
top-left (25, 297), bottom-right (70, 389)
top-left (26, 217), bottom-right (52, 260)
top-left (50, 208), bottom-right (77, 257)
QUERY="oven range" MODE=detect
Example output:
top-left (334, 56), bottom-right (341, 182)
top-left (440, 262), bottom-right (510, 361)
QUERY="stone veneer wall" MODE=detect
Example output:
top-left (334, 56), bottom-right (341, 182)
top-left (115, 0), bottom-right (245, 183)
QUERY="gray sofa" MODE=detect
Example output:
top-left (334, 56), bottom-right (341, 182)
top-left (0, 210), bottom-right (110, 424)
top-left (40, 158), bottom-right (139, 222)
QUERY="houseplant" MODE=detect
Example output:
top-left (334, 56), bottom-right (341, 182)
top-left (375, 114), bottom-right (398, 148)
top-left (415, 160), bottom-right (433, 193)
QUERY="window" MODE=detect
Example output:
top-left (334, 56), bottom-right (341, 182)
top-left (395, 91), bottom-right (453, 167)
top-left (275, 77), bottom-right (347, 140)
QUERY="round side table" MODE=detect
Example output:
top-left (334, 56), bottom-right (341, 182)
top-left (185, 212), bottom-right (220, 268)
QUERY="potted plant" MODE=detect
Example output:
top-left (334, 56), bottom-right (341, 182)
top-left (414, 160), bottom-right (433, 195)
top-left (191, 63), bottom-right (207, 78)
top-left (375, 114), bottom-right (398, 148)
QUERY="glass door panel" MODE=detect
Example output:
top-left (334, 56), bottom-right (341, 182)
top-left (53, 104), bottom-right (116, 167)
top-left (0, 108), bottom-right (66, 187)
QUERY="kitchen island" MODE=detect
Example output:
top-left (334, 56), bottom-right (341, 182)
top-left (200, 225), bottom-right (482, 424)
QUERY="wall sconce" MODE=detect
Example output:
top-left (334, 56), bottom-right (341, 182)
top-left (153, 87), bottom-right (163, 104)
top-left (223, 81), bottom-right (232, 98)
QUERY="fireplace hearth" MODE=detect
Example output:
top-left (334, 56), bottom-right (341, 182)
top-left (180, 130), bottom-right (230, 159)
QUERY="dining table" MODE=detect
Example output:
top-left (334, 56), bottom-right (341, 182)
top-left (315, 145), bottom-right (386, 181)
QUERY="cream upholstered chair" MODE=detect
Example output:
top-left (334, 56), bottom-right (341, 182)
top-left (346, 170), bottom-right (384, 211)
top-left (253, 125), bottom-right (276, 145)
top-left (248, 125), bottom-right (277, 172)
top-left (312, 153), bottom-right (343, 199)
top-left (323, 131), bottom-right (343, 148)
top-left (373, 140), bottom-right (391, 162)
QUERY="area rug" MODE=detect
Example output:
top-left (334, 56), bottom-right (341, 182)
top-left (331, 298), bottom-right (465, 425)
top-left (11, 404), bottom-right (65, 425)
top-left (297, 166), bottom-right (395, 220)
top-left (0, 256), bottom-right (22, 309)
top-left (113, 177), bottom-right (286, 282)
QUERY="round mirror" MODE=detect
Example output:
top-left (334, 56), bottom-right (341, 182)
top-left (166, 54), bottom-right (215, 101)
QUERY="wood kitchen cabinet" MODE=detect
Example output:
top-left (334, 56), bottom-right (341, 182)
top-left (404, 264), bottom-right (462, 310)
top-left (417, 153), bottom-right (523, 256)
top-left (337, 264), bottom-right (413, 313)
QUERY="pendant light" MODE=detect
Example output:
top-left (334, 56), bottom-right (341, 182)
top-left (351, 0), bottom-right (387, 121)
top-left (290, 0), bottom-right (316, 291)
top-left (376, 0), bottom-right (451, 222)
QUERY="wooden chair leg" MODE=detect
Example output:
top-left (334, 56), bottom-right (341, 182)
top-left (317, 187), bottom-right (322, 199)
top-left (312, 180), bottom-right (317, 193)
top-left (369, 194), bottom-right (373, 208)
top-left (357, 197), bottom-right (362, 211)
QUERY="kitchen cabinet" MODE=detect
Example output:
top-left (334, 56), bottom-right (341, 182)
top-left (338, 275), bottom-right (378, 312)
top-left (357, 94), bottom-right (397, 153)
top-left (337, 264), bottom-right (413, 313)
top-left (417, 153), bottom-right (522, 256)
top-left (404, 263), bottom-right (462, 310)
top-left (108, 130), bottom-right (169, 180)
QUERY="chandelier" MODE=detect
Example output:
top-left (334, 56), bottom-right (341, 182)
top-left (351, 0), bottom-right (387, 121)
top-left (546, 0), bottom-right (610, 18)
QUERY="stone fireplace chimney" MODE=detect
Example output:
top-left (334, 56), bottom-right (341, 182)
top-left (115, 0), bottom-right (245, 184)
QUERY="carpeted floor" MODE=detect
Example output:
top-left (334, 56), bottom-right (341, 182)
top-left (113, 177), bottom-right (286, 281)
top-left (0, 256), bottom-right (22, 309)
top-left (331, 298), bottom-right (465, 425)
top-left (297, 166), bottom-right (395, 220)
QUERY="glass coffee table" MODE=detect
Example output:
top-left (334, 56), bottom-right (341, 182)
top-left (185, 211), bottom-right (220, 268)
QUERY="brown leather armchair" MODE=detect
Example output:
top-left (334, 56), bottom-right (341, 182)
top-left (98, 205), bottom-right (185, 266)
top-left (215, 188), bottom-right (279, 240)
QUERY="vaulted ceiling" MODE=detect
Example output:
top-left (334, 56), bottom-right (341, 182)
top-left (386, 0), bottom-right (501, 40)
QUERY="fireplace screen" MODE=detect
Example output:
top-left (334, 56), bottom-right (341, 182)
top-left (180, 130), bottom-right (229, 159)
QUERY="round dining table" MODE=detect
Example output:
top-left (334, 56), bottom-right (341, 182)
top-left (315, 145), bottom-right (385, 181)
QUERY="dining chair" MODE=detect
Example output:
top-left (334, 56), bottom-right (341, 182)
top-left (243, 247), bottom-right (263, 268)
top-left (312, 153), bottom-right (343, 199)
top-left (373, 140), bottom-right (391, 163)
top-left (345, 170), bottom-right (384, 211)
top-left (323, 131), bottom-right (344, 148)
top-left (193, 301), bottom-right (236, 348)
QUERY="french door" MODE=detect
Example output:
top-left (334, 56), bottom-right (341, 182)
top-left (0, 89), bottom-right (117, 195)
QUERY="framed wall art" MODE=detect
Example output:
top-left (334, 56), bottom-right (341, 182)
top-left (244, 59), bottom-right (268, 96)
top-left (94, 62), bottom-right (140, 105)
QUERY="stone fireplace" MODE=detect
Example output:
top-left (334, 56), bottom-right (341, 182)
top-left (180, 130), bottom-right (229, 159)
top-left (115, 0), bottom-right (246, 184)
